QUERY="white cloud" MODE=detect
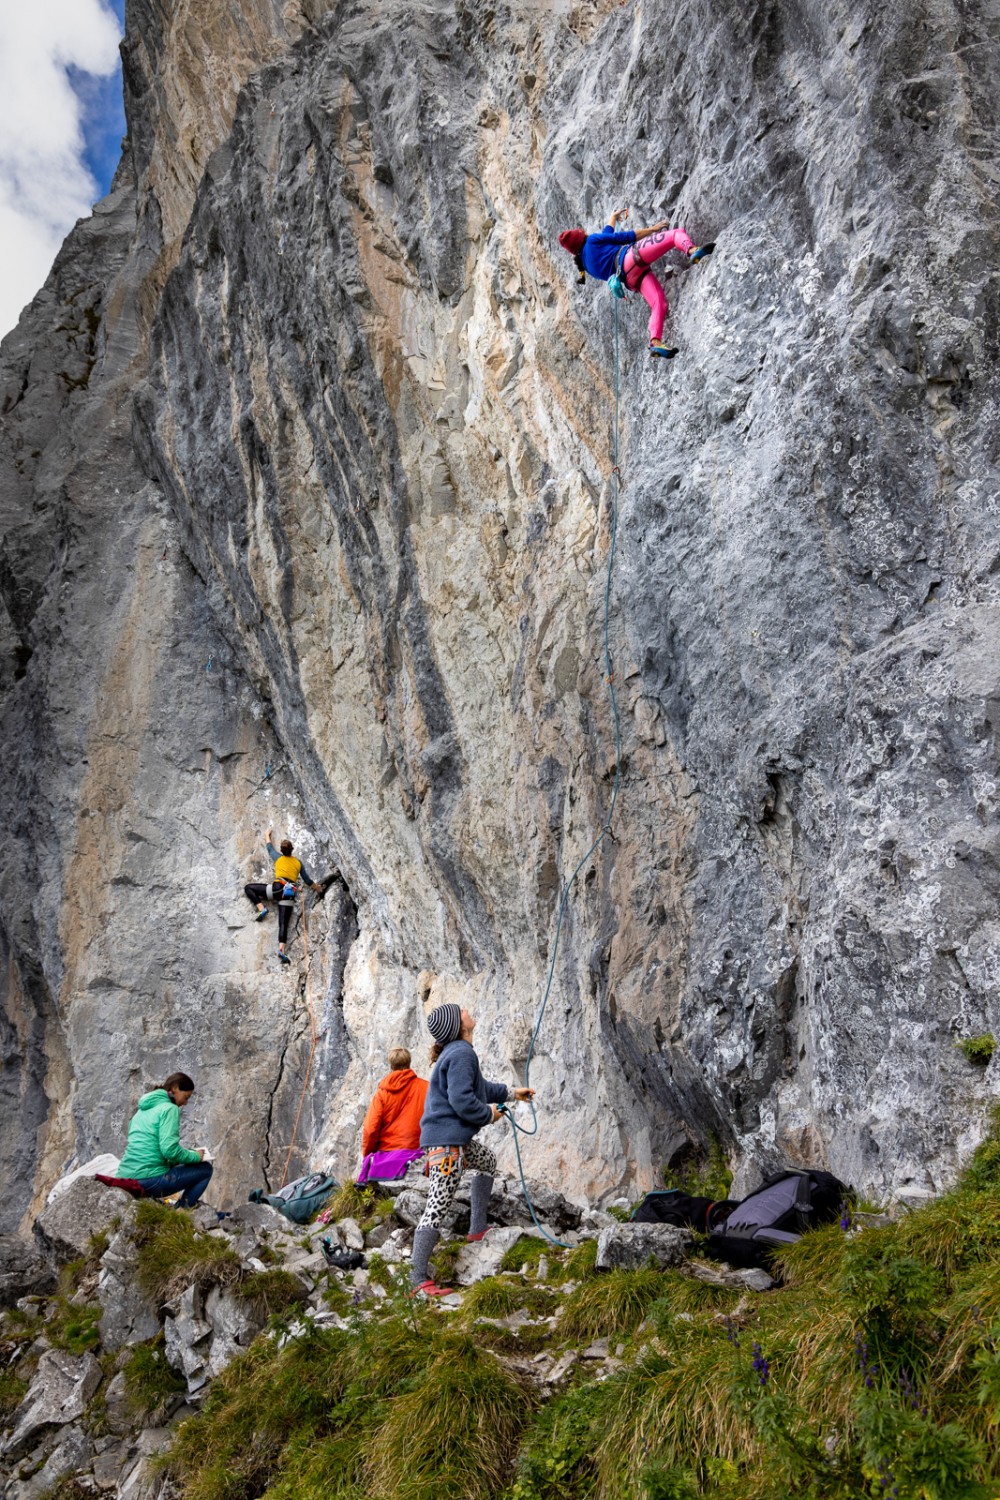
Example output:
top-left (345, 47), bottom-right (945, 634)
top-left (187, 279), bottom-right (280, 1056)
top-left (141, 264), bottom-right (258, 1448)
top-left (0, 0), bottom-right (122, 342)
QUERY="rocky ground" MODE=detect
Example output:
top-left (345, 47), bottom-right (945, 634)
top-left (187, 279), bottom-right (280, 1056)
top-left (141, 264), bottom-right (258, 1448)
top-left (0, 1169), bottom-right (775, 1498)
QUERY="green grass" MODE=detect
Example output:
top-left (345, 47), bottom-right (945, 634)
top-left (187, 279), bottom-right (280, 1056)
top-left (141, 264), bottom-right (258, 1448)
top-left (163, 1308), bottom-right (532, 1500)
top-left (366, 1253), bottom-right (393, 1290)
top-left (235, 1269), bottom-right (307, 1319)
top-left (564, 1238), bottom-right (599, 1281)
top-left (427, 1236), bottom-right (465, 1286)
top-left (461, 1276), bottom-right (522, 1320)
top-left (157, 1106), bottom-right (1000, 1500)
top-left (0, 1368), bottom-right (27, 1422)
top-left (131, 1200), bottom-right (242, 1301)
top-left (499, 1236), bottom-right (555, 1274)
top-left (322, 1182), bottom-right (394, 1231)
top-left (123, 1334), bottom-right (186, 1417)
top-left (561, 1269), bottom-right (665, 1343)
top-left (958, 1034), bottom-right (996, 1066)
top-left (661, 1135), bottom-right (734, 1201)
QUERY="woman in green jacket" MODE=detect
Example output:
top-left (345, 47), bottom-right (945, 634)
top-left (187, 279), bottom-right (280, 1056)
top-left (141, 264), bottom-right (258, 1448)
top-left (117, 1072), bottom-right (213, 1208)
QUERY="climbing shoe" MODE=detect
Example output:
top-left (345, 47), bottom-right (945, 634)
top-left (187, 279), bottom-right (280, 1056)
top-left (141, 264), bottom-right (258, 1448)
top-left (411, 1279), bottom-right (455, 1298)
top-left (649, 342), bottom-right (679, 359)
top-left (255, 905), bottom-right (268, 921)
top-left (466, 1227), bottom-right (494, 1243)
top-left (278, 951), bottom-right (291, 965)
top-left (688, 242), bottom-right (715, 263)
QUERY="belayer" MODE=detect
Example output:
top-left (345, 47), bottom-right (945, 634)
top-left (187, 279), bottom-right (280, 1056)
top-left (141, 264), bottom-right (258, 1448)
top-left (559, 208), bottom-right (713, 358)
top-left (410, 1002), bottom-right (535, 1297)
top-left (244, 826), bottom-right (323, 965)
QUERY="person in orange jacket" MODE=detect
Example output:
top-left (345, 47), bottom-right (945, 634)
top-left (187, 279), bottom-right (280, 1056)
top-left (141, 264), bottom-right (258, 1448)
top-left (358, 1049), bottom-right (429, 1183)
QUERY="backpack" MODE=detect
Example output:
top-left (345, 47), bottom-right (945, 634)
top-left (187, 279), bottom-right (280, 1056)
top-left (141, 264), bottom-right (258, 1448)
top-left (249, 1171), bottom-right (338, 1224)
top-left (704, 1169), bottom-right (848, 1269)
top-left (631, 1189), bottom-right (737, 1233)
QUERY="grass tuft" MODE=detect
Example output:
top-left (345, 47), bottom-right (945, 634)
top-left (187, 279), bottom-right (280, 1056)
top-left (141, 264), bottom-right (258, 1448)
top-left (564, 1237), bottom-right (599, 1281)
top-left (323, 1182), bottom-right (392, 1230)
top-left (365, 1329), bottom-right (530, 1498)
top-left (461, 1276), bottom-right (521, 1320)
top-left (123, 1334), bottom-right (186, 1418)
top-left (561, 1269), bottom-right (664, 1343)
top-left (499, 1236), bottom-right (553, 1274)
top-left (235, 1268), bottom-right (307, 1319)
top-left (132, 1199), bottom-right (242, 1301)
top-left (958, 1034), bottom-right (996, 1066)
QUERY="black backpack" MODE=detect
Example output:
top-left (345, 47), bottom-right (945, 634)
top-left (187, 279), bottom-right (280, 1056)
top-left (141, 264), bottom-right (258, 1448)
top-left (631, 1189), bottom-right (737, 1233)
top-left (704, 1169), bottom-right (848, 1268)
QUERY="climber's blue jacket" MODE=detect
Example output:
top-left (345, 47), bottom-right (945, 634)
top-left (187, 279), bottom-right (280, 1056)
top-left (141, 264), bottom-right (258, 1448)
top-left (581, 224), bottom-right (637, 282)
top-left (419, 1040), bottom-right (509, 1146)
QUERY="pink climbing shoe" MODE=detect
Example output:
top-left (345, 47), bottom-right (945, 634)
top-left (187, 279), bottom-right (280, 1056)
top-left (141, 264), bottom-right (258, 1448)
top-left (412, 1279), bottom-right (454, 1298)
top-left (466, 1227), bottom-right (494, 1243)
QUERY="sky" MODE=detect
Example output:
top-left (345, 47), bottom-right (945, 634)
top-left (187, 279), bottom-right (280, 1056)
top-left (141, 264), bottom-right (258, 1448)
top-left (0, 0), bottom-right (126, 343)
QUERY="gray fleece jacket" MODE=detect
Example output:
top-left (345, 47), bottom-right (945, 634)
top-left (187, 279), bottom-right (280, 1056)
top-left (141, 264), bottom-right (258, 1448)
top-left (419, 1040), bottom-right (509, 1147)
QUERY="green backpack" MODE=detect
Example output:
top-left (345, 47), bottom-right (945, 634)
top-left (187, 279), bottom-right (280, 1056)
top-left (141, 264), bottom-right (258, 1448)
top-left (249, 1171), bottom-right (338, 1224)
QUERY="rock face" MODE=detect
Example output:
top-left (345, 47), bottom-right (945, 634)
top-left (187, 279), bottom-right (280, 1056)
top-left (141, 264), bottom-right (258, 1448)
top-left (2, 0), bottom-right (1000, 1220)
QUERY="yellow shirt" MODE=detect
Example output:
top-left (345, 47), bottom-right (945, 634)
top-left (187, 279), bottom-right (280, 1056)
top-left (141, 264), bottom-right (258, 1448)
top-left (274, 854), bottom-right (302, 884)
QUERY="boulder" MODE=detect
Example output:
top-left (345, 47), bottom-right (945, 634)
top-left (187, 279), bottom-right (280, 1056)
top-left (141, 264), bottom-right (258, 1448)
top-left (33, 1177), bottom-right (135, 1269)
top-left (0, 1236), bottom-right (55, 1307)
top-left (452, 1227), bottom-right (539, 1285)
top-left (487, 1178), bottom-right (584, 1233)
top-left (101, 1371), bottom-right (133, 1435)
top-left (338, 1217), bottom-right (365, 1251)
top-left (390, 1190), bottom-right (429, 1228)
top-left (6, 1423), bottom-right (92, 1500)
top-left (204, 1284), bottom-right (268, 1345)
top-left (3, 1349), bottom-right (103, 1458)
top-left (163, 1286), bottom-right (213, 1393)
top-left (93, 1440), bottom-right (137, 1490)
top-left (594, 1223), bottom-right (692, 1272)
top-left (97, 1225), bottom-right (160, 1351)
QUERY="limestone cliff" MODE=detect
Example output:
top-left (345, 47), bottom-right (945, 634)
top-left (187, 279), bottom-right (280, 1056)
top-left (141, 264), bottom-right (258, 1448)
top-left (2, 0), bottom-right (1000, 1224)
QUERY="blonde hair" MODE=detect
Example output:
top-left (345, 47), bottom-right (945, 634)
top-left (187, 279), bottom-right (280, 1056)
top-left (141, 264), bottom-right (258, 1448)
top-left (388, 1047), bottom-right (411, 1071)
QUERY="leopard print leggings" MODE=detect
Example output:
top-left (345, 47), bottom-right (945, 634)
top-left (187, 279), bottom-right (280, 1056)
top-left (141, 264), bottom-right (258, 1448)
top-left (416, 1139), bottom-right (498, 1229)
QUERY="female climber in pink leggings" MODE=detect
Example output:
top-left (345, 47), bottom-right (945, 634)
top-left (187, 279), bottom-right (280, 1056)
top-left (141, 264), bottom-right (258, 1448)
top-left (559, 208), bottom-right (714, 358)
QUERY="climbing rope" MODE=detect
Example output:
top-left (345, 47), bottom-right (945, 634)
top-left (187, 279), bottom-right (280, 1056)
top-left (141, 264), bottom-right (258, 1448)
top-left (502, 298), bottom-right (625, 1247)
top-left (279, 890), bottom-right (319, 1188)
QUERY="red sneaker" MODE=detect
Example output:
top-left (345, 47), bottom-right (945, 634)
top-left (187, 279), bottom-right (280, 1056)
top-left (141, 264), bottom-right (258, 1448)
top-left (466, 1228), bottom-right (494, 1243)
top-left (411, 1279), bottom-right (454, 1297)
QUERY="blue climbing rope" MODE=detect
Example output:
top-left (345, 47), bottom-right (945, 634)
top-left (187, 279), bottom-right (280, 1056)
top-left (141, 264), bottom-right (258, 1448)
top-left (503, 298), bottom-right (625, 1249)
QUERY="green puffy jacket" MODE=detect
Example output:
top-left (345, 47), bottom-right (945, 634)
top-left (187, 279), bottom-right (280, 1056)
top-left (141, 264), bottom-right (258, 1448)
top-left (117, 1089), bottom-right (202, 1178)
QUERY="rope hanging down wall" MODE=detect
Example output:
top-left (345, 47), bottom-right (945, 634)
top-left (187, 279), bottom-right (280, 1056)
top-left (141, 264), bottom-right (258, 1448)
top-left (503, 298), bottom-right (626, 1246)
top-left (279, 890), bottom-right (319, 1188)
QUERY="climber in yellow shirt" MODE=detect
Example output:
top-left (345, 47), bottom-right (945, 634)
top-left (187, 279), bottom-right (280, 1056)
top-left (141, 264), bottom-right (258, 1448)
top-left (244, 827), bottom-right (323, 966)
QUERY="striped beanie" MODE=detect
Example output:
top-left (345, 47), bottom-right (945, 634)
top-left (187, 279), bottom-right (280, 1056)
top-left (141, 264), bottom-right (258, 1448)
top-left (426, 1002), bottom-right (463, 1045)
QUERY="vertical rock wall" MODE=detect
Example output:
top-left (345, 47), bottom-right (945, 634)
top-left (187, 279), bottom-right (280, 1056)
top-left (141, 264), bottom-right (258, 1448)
top-left (2, 0), bottom-right (1000, 1220)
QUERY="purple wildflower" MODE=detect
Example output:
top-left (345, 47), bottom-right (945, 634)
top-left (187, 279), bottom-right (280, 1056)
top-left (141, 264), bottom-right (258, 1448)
top-left (724, 1317), bottom-right (740, 1347)
top-left (751, 1341), bottom-right (770, 1386)
top-left (855, 1334), bottom-right (878, 1389)
top-left (839, 1199), bottom-right (852, 1232)
top-left (899, 1369), bottom-right (927, 1416)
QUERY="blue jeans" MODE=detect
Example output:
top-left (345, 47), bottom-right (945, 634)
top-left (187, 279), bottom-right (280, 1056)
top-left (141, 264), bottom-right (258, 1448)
top-left (138, 1162), bottom-right (214, 1207)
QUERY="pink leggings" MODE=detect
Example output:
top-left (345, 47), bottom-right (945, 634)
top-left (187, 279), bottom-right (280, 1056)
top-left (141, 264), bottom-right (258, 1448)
top-left (622, 227), bottom-right (694, 341)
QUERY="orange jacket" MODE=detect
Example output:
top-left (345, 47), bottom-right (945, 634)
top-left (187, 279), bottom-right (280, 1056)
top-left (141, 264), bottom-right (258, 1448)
top-left (361, 1069), bottom-right (429, 1156)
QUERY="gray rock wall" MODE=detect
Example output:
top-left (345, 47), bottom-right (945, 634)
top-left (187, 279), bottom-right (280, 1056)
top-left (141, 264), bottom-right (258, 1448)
top-left (2, 0), bottom-right (999, 1219)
